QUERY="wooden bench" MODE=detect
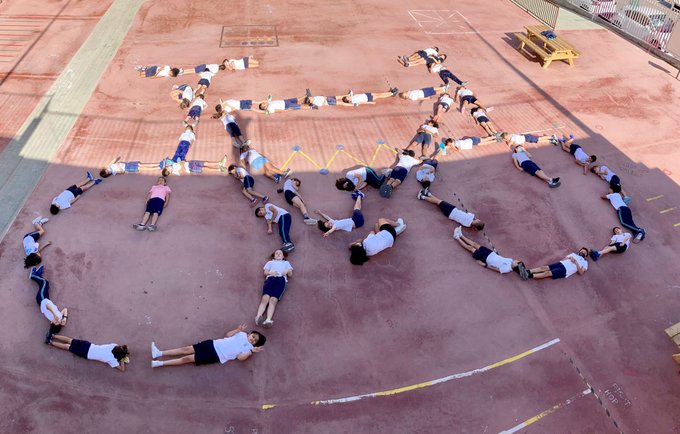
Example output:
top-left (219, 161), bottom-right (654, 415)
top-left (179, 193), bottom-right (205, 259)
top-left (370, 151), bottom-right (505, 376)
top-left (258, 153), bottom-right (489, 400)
top-left (664, 321), bottom-right (680, 365)
top-left (521, 25), bottom-right (581, 68)
top-left (514, 32), bottom-right (554, 68)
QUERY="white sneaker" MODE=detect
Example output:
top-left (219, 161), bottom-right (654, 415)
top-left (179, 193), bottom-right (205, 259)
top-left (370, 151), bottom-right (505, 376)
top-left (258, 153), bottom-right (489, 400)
top-left (32, 216), bottom-right (48, 225)
top-left (395, 218), bottom-right (406, 235)
top-left (151, 360), bottom-right (163, 368)
top-left (453, 226), bottom-right (463, 239)
top-left (304, 217), bottom-right (318, 225)
top-left (151, 342), bottom-right (162, 359)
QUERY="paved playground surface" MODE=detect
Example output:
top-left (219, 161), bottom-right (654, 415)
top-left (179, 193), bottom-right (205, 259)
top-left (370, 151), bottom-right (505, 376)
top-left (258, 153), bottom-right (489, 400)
top-left (1, 0), bottom-right (680, 432)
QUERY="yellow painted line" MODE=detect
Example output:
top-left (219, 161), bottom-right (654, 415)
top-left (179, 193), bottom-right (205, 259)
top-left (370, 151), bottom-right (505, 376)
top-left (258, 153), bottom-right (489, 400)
top-left (660, 207), bottom-right (676, 214)
top-left (339, 150), bottom-right (367, 166)
top-left (323, 149), bottom-right (341, 170)
top-left (261, 338), bottom-right (560, 410)
top-left (369, 144), bottom-right (382, 165)
top-left (298, 150), bottom-right (322, 169)
top-left (279, 151), bottom-right (298, 170)
top-left (498, 388), bottom-right (592, 434)
top-left (646, 195), bottom-right (664, 202)
top-left (381, 143), bottom-right (398, 153)
top-left (674, 222), bottom-right (680, 227)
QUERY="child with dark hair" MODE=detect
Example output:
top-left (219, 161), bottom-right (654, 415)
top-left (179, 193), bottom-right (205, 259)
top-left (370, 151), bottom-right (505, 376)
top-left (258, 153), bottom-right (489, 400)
top-left (255, 203), bottom-right (294, 252)
top-left (224, 56), bottom-right (260, 71)
top-left (23, 217), bottom-right (50, 268)
top-left (591, 165), bottom-right (631, 204)
top-left (336, 88), bottom-right (398, 107)
top-left (151, 324), bottom-right (265, 368)
top-left (558, 135), bottom-right (597, 175)
top-left (349, 217), bottom-right (406, 265)
top-left (397, 47), bottom-right (443, 67)
top-left (527, 248), bottom-right (590, 280)
top-left (406, 120), bottom-right (439, 158)
top-left (170, 84), bottom-right (195, 109)
top-left (133, 177), bottom-right (171, 232)
top-left (48, 335), bottom-right (129, 371)
top-left (379, 149), bottom-right (423, 198)
top-left (511, 145), bottom-right (560, 188)
top-left (428, 62), bottom-right (468, 87)
top-left (277, 178), bottom-right (317, 225)
top-left (184, 95), bottom-right (207, 127)
top-left (212, 110), bottom-right (250, 149)
top-left (416, 189), bottom-right (485, 230)
top-left (255, 249), bottom-right (293, 328)
top-left (455, 86), bottom-right (487, 112)
top-left (589, 227), bottom-right (632, 261)
top-left (239, 145), bottom-right (290, 183)
top-left (227, 164), bottom-right (269, 207)
top-left (603, 185), bottom-right (646, 243)
top-left (470, 107), bottom-right (497, 137)
top-left (452, 227), bottom-right (529, 279)
top-left (99, 157), bottom-right (161, 178)
top-left (136, 65), bottom-right (182, 78)
top-left (415, 159), bottom-right (437, 191)
top-left (50, 172), bottom-right (101, 215)
top-left (30, 266), bottom-right (69, 342)
top-left (335, 166), bottom-right (386, 192)
top-left (315, 191), bottom-right (365, 237)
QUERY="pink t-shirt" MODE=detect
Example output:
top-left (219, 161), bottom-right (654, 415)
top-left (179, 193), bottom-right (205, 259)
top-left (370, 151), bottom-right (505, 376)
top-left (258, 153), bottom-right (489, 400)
top-left (149, 185), bottom-right (171, 200)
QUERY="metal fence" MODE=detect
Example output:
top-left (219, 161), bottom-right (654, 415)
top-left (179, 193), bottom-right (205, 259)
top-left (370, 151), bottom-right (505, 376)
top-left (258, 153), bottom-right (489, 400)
top-left (562, 0), bottom-right (680, 55)
top-left (511, 0), bottom-right (561, 29)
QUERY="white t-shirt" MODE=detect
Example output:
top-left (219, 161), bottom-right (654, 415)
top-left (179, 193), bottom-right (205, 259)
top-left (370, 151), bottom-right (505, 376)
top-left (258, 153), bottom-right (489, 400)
top-left (108, 162), bottom-right (126, 175)
top-left (457, 89), bottom-right (473, 98)
top-left (282, 179), bottom-right (297, 193)
top-left (235, 167), bottom-right (249, 180)
top-left (268, 100), bottom-right (285, 113)
top-left (439, 94), bottom-right (453, 106)
top-left (199, 71), bottom-right (213, 83)
top-left (598, 165), bottom-right (615, 183)
top-left (397, 154), bottom-right (422, 171)
top-left (40, 299), bottom-right (62, 322)
top-left (230, 58), bottom-right (246, 70)
top-left (224, 99), bottom-right (240, 111)
top-left (573, 146), bottom-right (589, 164)
top-left (204, 64), bottom-right (220, 74)
top-left (423, 47), bottom-right (438, 56)
top-left (606, 193), bottom-right (626, 210)
top-left (221, 114), bottom-right (236, 127)
top-left (512, 151), bottom-right (530, 164)
top-left (156, 65), bottom-right (172, 77)
top-left (560, 253), bottom-right (588, 278)
top-left (264, 259), bottom-right (293, 281)
top-left (52, 190), bottom-right (75, 210)
top-left (486, 252), bottom-right (514, 274)
top-left (23, 235), bottom-right (39, 255)
top-left (510, 134), bottom-right (526, 145)
top-left (363, 231), bottom-right (394, 256)
top-left (351, 94), bottom-right (369, 104)
top-left (181, 85), bottom-right (194, 101)
top-left (421, 124), bottom-right (438, 135)
top-left (191, 98), bottom-right (207, 111)
top-left (213, 332), bottom-right (254, 364)
top-left (455, 139), bottom-right (474, 150)
top-left (416, 165), bottom-right (435, 183)
top-left (311, 96), bottom-right (326, 107)
top-left (611, 233), bottom-right (631, 248)
top-left (87, 343), bottom-right (120, 368)
top-left (408, 90), bottom-right (425, 101)
top-left (346, 167), bottom-right (367, 187)
top-left (330, 218), bottom-right (354, 232)
top-left (179, 130), bottom-right (195, 143)
top-left (430, 63), bottom-right (444, 73)
top-left (241, 149), bottom-right (263, 165)
top-left (472, 110), bottom-right (488, 120)
top-left (264, 203), bottom-right (288, 223)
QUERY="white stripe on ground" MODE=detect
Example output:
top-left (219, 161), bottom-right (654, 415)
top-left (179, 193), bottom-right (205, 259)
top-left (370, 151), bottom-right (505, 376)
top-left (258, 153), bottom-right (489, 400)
top-left (0, 0), bottom-right (145, 241)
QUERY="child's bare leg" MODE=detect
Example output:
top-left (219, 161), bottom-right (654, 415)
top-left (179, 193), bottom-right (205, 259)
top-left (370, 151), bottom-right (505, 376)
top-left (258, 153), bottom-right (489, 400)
top-left (150, 213), bottom-right (160, 226)
top-left (246, 188), bottom-right (266, 200)
top-left (265, 298), bottom-right (278, 320)
top-left (373, 92), bottom-right (394, 100)
top-left (598, 245), bottom-right (617, 257)
top-left (79, 180), bottom-right (97, 192)
top-left (292, 197), bottom-right (309, 217)
top-left (256, 295), bottom-right (270, 319)
top-left (422, 194), bottom-right (442, 205)
top-left (34, 224), bottom-right (45, 235)
top-left (353, 196), bottom-right (362, 210)
top-left (241, 188), bottom-right (255, 200)
top-left (263, 162), bottom-right (285, 177)
top-left (375, 218), bottom-right (398, 232)
top-left (534, 170), bottom-right (552, 183)
top-left (50, 341), bottom-right (70, 350)
top-left (159, 345), bottom-right (195, 357)
top-left (140, 212), bottom-right (151, 225)
top-left (160, 355), bottom-right (195, 366)
top-left (455, 235), bottom-right (479, 253)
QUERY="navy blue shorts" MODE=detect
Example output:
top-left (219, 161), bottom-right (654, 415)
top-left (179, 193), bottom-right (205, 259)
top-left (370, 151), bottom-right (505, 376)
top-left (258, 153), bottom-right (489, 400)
top-left (476, 116), bottom-right (490, 124)
top-left (187, 161), bottom-right (204, 173)
top-left (197, 78), bottom-right (210, 87)
top-left (263, 276), bottom-right (287, 299)
top-left (609, 175), bottom-right (621, 187)
top-left (365, 93), bottom-right (374, 102)
top-left (24, 231), bottom-right (40, 242)
top-left (326, 96), bottom-right (337, 105)
top-left (226, 122), bottom-right (241, 138)
top-left (569, 144), bottom-right (581, 155)
top-left (472, 246), bottom-right (493, 263)
top-left (193, 340), bottom-right (220, 365)
top-left (284, 98), bottom-right (300, 110)
top-left (242, 56), bottom-right (249, 68)
top-left (524, 134), bottom-right (539, 143)
top-left (284, 189), bottom-right (297, 205)
top-left (415, 132), bottom-right (432, 146)
top-left (145, 197), bottom-right (165, 215)
top-left (548, 262), bottom-right (567, 279)
top-left (365, 167), bottom-right (384, 188)
top-left (462, 136), bottom-right (481, 145)
top-left (609, 242), bottom-right (628, 253)
top-left (378, 224), bottom-right (397, 242)
top-left (144, 66), bottom-right (158, 77)
top-left (69, 339), bottom-right (91, 359)
top-left (243, 175), bottom-right (254, 189)
top-left (187, 106), bottom-right (202, 119)
top-left (438, 201), bottom-right (455, 218)
top-left (461, 95), bottom-right (477, 104)
top-left (417, 50), bottom-right (428, 59)
top-left (241, 100), bottom-right (253, 110)
top-left (125, 162), bottom-right (140, 172)
top-left (194, 64), bottom-right (207, 73)
top-left (390, 166), bottom-right (408, 182)
top-left (423, 159), bottom-right (438, 169)
top-left (66, 185), bottom-right (83, 197)
top-left (351, 209), bottom-right (365, 228)
top-left (520, 160), bottom-right (540, 176)
top-left (422, 87), bottom-right (436, 98)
